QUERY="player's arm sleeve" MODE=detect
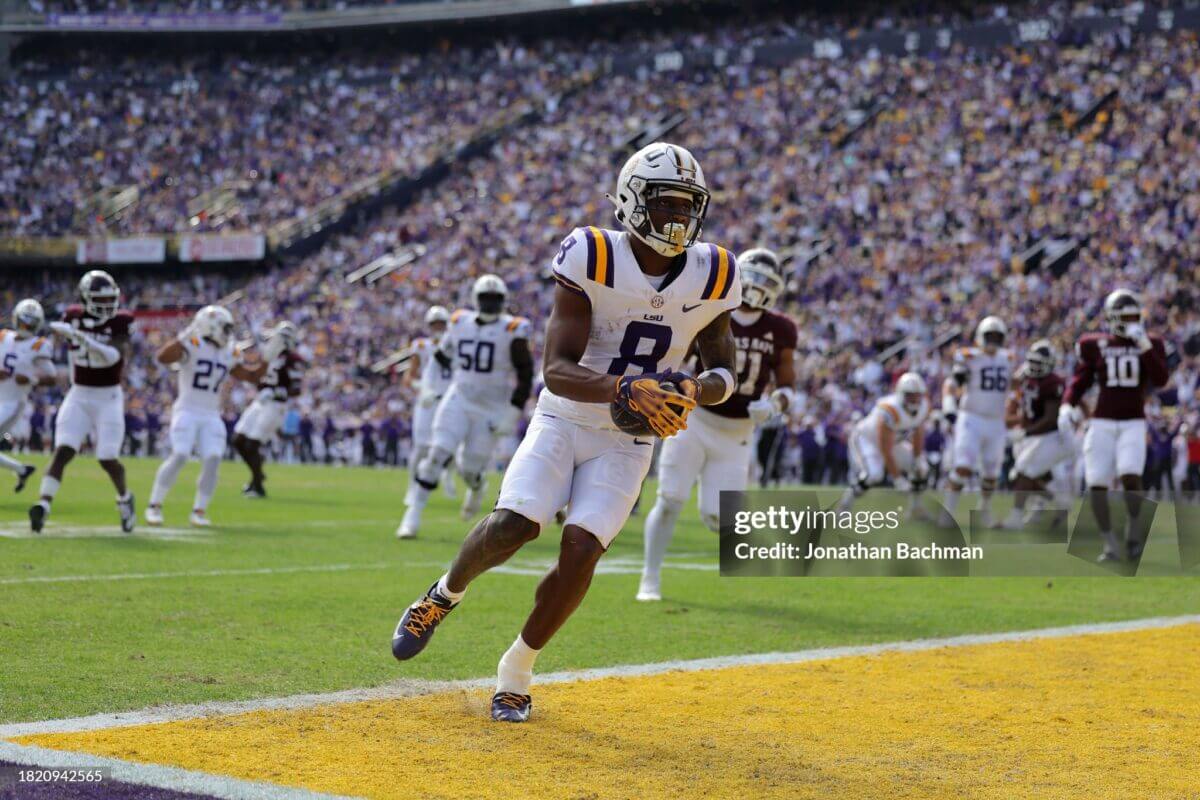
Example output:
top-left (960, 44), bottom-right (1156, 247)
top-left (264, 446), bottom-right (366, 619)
top-left (1064, 341), bottom-right (1096, 405)
top-left (1144, 338), bottom-right (1170, 388)
top-left (510, 336), bottom-right (534, 408)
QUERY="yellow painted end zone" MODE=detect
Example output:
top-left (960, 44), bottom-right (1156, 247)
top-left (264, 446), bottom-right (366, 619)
top-left (16, 626), bottom-right (1200, 799)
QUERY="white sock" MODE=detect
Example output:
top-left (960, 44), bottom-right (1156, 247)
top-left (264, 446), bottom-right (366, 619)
top-left (943, 487), bottom-right (961, 513)
top-left (194, 457), bottom-right (220, 512)
top-left (641, 497), bottom-right (682, 593)
top-left (980, 493), bottom-right (993, 515)
top-left (39, 475), bottom-right (60, 504)
top-left (150, 453), bottom-right (188, 507)
top-left (496, 635), bottom-right (540, 695)
top-left (408, 483), bottom-right (432, 512)
top-left (0, 452), bottom-right (25, 473)
top-left (435, 572), bottom-right (465, 605)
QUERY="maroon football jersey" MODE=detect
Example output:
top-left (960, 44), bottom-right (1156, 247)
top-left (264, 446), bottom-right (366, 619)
top-left (1064, 333), bottom-right (1170, 420)
top-left (63, 304), bottom-right (134, 387)
top-left (705, 309), bottom-right (798, 419)
top-left (257, 350), bottom-right (305, 400)
top-left (1019, 373), bottom-right (1064, 433)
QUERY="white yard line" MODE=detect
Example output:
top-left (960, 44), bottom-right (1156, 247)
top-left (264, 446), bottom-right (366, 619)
top-left (0, 557), bottom-right (715, 585)
top-left (4, 613), bottom-right (1196, 740)
top-left (0, 562), bottom-right (442, 586)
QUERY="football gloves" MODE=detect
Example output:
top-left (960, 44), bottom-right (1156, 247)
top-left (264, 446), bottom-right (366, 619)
top-left (1124, 323), bottom-right (1153, 353)
top-left (748, 396), bottom-right (774, 425)
top-left (615, 371), bottom-right (697, 438)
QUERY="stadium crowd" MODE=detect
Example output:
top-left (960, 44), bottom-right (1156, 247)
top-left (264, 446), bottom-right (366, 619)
top-left (3, 8), bottom-right (1199, 490)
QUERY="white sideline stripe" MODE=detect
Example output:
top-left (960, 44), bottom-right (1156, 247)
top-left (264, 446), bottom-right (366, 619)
top-left (0, 558), bottom-right (714, 585)
top-left (0, 740), bottom-right (356, 800)
top-left (3, 614), bottom-right (1197, 740)
top-left (0, 562), bottom-right (414, 586)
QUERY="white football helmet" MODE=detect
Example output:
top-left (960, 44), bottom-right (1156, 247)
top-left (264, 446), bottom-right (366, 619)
top-left (79, 270), bottom-right (120, 322)
top-left (1103, 289), bottom-right (1143, 338)
top-left (13, 299), bottom-right (44, 339)
top-left (607, 142), bottom-right (710, 257)
top-left (424, 305), bottom-right (450, 328)
top-left (194, 305), bottom-right (235, 347)
top-left (1025, 339), bottom-right (1057, 378)
top-left (738, 248), bottom-right (784, 311)
top-left (472, 274), bottom-right (507, 322)
top-left (975, 316), bottom-right (1008, 349)
top-left (896, 371), bottom-right (926, 415)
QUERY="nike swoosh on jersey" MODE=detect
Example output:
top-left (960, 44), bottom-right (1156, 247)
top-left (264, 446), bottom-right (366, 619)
top-left (633, 438), bottom-right (653, 446)
top-left (682, 304), bottom-right (701, 313)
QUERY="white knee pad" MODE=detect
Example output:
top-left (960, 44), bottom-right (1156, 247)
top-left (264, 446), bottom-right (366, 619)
top-left (655, 494), bottom-right (685, 521)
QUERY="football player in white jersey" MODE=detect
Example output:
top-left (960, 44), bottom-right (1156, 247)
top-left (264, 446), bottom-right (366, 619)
top-left (0, 300), bottom-right (56, 491)
top-left (390, 142), bottom-right (740, 723)
top-left (145, 306), bottom-right (264, 527)
top-left (837, 372), bottom-right (930, 512)
top-left (396, 276), bottom-right (534, 538)
top-left (637, 247), bottom-right (799, 602)
top-left (400, 305), bottom-right (453, 529)
top-left (942, 317), bottom-right (1015, 527)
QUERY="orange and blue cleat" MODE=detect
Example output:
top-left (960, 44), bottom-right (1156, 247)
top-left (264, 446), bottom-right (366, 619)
top-left (491, 691), bottom-right (532, 722)
top-left (391, 583), bottom-right (455, 661)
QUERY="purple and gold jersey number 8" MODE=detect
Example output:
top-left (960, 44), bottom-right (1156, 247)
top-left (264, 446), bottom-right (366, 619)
top-left (606, 321), bottom-right (672, 376)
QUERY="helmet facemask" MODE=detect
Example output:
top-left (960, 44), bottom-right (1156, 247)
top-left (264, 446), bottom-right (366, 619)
top-left (1025, 341), bottom-right (1056, 378)
top-left (740, 263), bottom-right (784, 311)
top-left (902, 392), bottom-right (924, 415)
top-left (13, 300), bottom-right (43, 339)
top-left (628, 183), bottom-right (709, 257)
top-left (84, 288), bottom-right (119, 322)
top-left (1107, 305), bottom-right (1143, 339)
top-left (475, 293), bottom-right (506, 321)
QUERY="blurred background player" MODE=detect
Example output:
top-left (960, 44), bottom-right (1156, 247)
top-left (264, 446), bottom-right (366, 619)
top-left (396, 275), bottom-right (533, 539)
top-left (942, 316), bottom-right (1015, 527)
top-left (1002, 340), bottom-right (1074, 529)
top-left (1061, 289), bottom-right (1171, 561)
top-left (401, 304), bottom-right (454, 530)
top-left (232, 321), bottom-right (303, 499)
top-left (146, 306), bottom-right (265, 527)
top-left (837, 372), bottom-right (929, 513)
top-left (33, 271), bottom-right (135, 534)
top-left (637, 247), bottom-right (797, 602)
top-left (0, 300), bottom-right (56, 491)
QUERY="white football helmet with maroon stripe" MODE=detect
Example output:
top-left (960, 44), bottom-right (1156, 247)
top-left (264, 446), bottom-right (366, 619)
top-left (79, 270), bottom-right (120, 322)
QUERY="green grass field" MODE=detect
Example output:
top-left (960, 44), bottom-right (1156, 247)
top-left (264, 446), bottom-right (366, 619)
top-left (2, 454), bottom-right (1198, 725)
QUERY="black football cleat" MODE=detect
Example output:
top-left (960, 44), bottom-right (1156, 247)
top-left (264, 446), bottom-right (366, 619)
top-left (391, 583), bottom-right (455, 661)
top-left (242, 483), bottom-right (267, 499)
top-left (14, 464), bottom-right (35, 493)
top-left (28, 503), bottom-right (46, 534)
top-left (491, 692), bottom-right (532, 723)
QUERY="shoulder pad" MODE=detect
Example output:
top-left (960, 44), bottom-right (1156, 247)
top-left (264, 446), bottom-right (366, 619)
top-left (506, 316), bottom-right (529, 333)
top-left (700, 244), bottom-right (738, 302)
